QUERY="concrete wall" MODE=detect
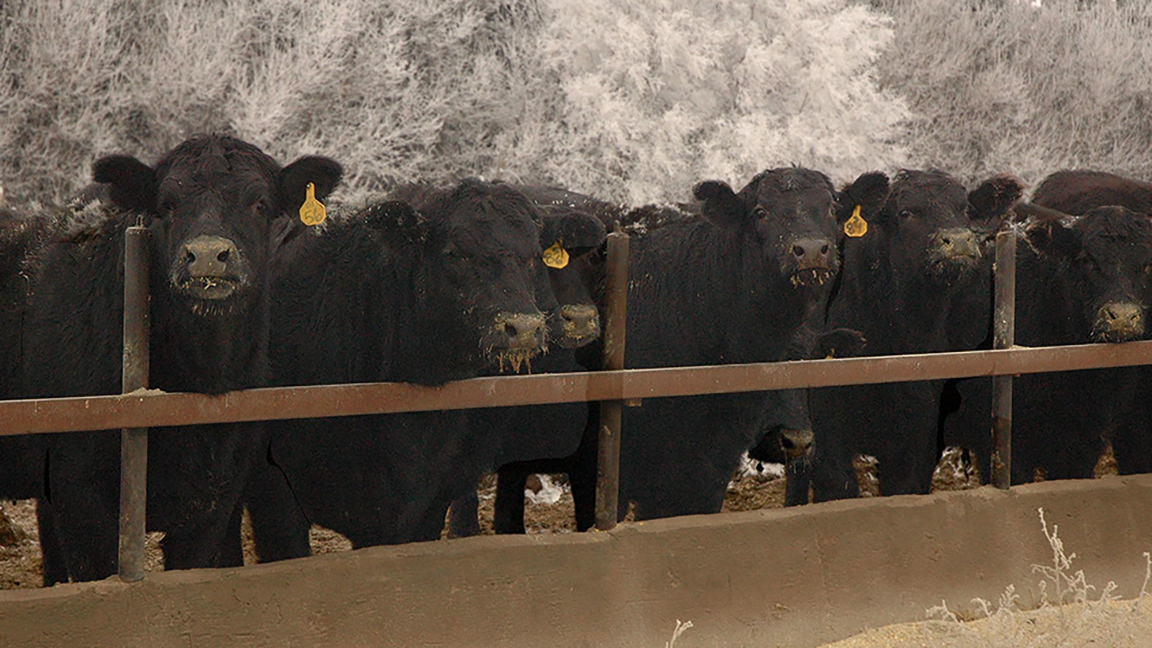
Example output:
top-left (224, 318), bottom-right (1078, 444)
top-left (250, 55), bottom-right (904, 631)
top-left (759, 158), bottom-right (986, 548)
top-left (2, 475), bottom-right (1151, 648)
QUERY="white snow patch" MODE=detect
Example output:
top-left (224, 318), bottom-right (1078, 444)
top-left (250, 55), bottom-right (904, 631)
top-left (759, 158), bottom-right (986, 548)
top-left (524, 474), bottom-right (566, 506)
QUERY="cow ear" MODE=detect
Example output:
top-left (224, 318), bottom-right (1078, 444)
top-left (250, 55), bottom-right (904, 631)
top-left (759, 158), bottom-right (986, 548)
top-left (836, 171), bottom-right (889, 225)
top-left (277, 156), bottom-right (344, 218)
top-left (968, 174), bottom-right (1025, 227)
top-left (694, 180), bottom-right (748, 229)
top-left (362, 200), bottom-right (422, 244)
top-left (1024, 217), bottom-right (1080, 258)
top-left (93, 155), bottom-right (157, 215)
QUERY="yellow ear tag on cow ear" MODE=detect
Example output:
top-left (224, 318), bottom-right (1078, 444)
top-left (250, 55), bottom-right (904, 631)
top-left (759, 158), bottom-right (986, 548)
top-left (824, 348), bottom-right (836, 360)
top-left (299, 182), bottom-right (327, 227)
top-left (844, 204), bottom-right (868, 238)
top-left (542, 240), bottom-right (570, 269)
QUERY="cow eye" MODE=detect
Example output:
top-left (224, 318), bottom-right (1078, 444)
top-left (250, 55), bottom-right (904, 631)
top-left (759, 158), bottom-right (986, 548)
top-left (1144, 262), bottom-right (1152, 276)
top-left (158, 198), bottom-right (177, 216)
top-left (898, 210), bottom-right (913, 219)
top-left (752, 206), bottom-right (768, 219)
top-left (251, 198), bottom-right (269, 215)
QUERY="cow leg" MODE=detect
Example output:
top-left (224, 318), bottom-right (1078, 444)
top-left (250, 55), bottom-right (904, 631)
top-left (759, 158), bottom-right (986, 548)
top-left (49, 463), bottom-right (118, 582)
top-left (784, 458), bottom-right (812, 506)
top-left (876, 432), bottom-right (938, 496)
top-left (217, 504), bottom-right (245, 568)
top-left (493, 468), bottom-right (528, 534)
top-left (447, 490), bottom-right (482, 538)
top-left (1112, 429), bottom-right (1152, 476)
top-left (245, 454), bottom-right (311, 563)
top-left (36, 499), bottom-right (69, 586)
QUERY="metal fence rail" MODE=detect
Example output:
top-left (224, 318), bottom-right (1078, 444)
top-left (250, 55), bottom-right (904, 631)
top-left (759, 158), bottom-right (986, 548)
top-left (4, 341), bottom-right (1152, 436)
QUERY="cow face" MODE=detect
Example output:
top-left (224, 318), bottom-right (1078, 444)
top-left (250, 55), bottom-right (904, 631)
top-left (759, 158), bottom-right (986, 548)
top-left (1026, 206), bottom-right (1152, 342)
top-left (695, 168), bottom-right (846, 297)
top-left (866, 170), bottom-right (1022, 285)
top-left (539, 207), bottom-right (607, 349)
top-left (94, 135), bottom-right (342, 316)
top-left (404, 180), bottom-right (549, 371)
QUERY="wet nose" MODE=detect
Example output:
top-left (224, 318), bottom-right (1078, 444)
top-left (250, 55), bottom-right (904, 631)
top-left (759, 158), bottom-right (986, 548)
top-left (791, 238), bottom-right (832, 270)
top-left (559, 304), bottom-right (600, 340)
top-left (1098, 302), bottom-right (1144, 341)
top-left (495, 312), bottom-right (548, 350)
top-left (181, 235), bottom-right (238, 278)
top-left (779, 428), bottom-right (815, 459)
top-left (935, 228), bottom-right (979, 258)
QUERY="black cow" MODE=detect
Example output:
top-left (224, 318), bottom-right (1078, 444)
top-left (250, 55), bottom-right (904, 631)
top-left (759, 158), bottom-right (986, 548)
top-left (807, 170), bottom-right (1024, 501)
top-left (746, 326), bottom-right (866, 507)
top-left (1, 209), bottom-right (49, 508)
top-left (1029, 172), bottom-right (1152, 477)
top-left (1032, 170), bottom-right (1152, 217)
top-left (19, 135), bottom-right (342, 583)
top-left (446, 205), bottom-right (608, 537)
top-left (244, 179), bottom-right (551, 561)
top-left (945, 205), bottom-right (1152, 483)
top-left (607, 167), bottom-right (888, 521)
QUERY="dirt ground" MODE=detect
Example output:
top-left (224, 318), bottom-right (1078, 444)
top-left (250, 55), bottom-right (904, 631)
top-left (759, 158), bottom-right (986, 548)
top-left (0, 447), bottom-right (1116, 590)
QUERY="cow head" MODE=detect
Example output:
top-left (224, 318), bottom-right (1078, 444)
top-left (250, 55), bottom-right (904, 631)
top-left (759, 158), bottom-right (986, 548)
top-left (392, 179), bottom-right (549, 372)
top-left (94, 135), bottom-right (342, 317)
top-left (695, 168), bottom-right (859, 297)
top-left (1025, 205), bottom-right (1152, 342)
top-left (538, 206), bottom-right (607, 349)
top-left (859, 170), bottom-right (1023, 286)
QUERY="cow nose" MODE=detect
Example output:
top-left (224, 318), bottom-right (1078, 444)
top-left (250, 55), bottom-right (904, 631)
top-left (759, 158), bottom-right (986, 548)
top-left (1098, 302), bottom-right (1144, 341)
top-left (791, 238), bottom-right (832, 270)
top-left (935, 228), bottom-right (979, 258)
top-left (779, 428), bottom-right (815, 459)
top-left (181, 235), bottom-right (238, 278)
top-left (559, 304), bottom-right (600, 340)
top-left (496, 312), bottom-right (547, 350)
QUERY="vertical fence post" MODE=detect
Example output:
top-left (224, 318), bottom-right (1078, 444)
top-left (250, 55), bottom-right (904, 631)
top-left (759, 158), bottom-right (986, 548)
top-left (119, 224), bottom-right (150, 582)
top-left (990, 228), bottom-right (1016, 490)
top-left (595, 229), bottom-right (629, 531)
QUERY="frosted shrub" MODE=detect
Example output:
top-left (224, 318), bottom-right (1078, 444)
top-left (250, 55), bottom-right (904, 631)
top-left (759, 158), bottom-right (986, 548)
top-left (878, 0), bottom-right (1152, 187)
top-left (523, 0), bottom-right (908, 204)
top-left (0, 0), bottom-right (905, 208)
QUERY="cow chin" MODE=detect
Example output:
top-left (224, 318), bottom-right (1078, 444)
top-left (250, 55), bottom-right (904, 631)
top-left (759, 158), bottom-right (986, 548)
top-left (928, 254), bottom-right (978, 280)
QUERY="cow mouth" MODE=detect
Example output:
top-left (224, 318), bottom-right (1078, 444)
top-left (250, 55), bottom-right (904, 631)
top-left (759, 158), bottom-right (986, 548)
top-left (488, 348), bottom-right (542, 374)
top-left (789, 267), bottom-right (834, 288)
top-left (177, 276), bottom-right (240, 301)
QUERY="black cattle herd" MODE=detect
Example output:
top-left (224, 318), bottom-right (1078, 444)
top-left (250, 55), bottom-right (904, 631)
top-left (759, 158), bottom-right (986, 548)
top-left (2, 134), bottom-right (1152, 586)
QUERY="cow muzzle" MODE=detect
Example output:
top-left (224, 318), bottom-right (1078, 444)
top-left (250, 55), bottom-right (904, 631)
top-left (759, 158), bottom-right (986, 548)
top-left (779, 428), bottom-right (815, 460)
top-left (1094, 302), bottom-right (1145, 342)
top-left (174, 235), bottom-right (244, 301)
top-left (930, 228), bottom-right (980, 272)
top-left (556, 303), bottom-right (600, 349)
top-left (485, 311), bottom-right (547, 372)
top-left (787, 238), bottom-right (834, 287)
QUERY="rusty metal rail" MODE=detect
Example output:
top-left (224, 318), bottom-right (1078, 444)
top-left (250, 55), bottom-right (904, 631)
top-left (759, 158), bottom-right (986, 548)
top-left (4, 340), bottom-right (1152, 437)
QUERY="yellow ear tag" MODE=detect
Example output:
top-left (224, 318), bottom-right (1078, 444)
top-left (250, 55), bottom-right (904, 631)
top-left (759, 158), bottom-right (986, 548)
top-left (542, 240), bottom-right (570, 269)
top-left (299, 182), bottom-right (327, 226)
top-left (825, 348), bottom-right (836, 360)
top-left (844, 204), bottom-right (868, 238)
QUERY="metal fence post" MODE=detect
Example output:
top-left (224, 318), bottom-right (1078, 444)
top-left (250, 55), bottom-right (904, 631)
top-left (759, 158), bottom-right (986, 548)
top-left (991, 228), bottom-right (1016, 490)
top-left (119, 224), bottom-right (150, 582)
top-left (595, 229), bottom-right (629, 531)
